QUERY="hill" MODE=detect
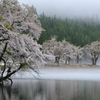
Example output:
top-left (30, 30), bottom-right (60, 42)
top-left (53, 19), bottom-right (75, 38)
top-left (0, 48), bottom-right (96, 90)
top-left (39, 14), bottom-right (100, 47)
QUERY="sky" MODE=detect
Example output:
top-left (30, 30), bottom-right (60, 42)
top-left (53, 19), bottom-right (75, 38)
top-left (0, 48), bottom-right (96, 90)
top-left (18, 0), bottom-right (100, 19)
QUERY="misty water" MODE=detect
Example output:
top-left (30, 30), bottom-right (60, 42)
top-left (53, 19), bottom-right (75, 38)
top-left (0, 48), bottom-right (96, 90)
top-left (1, 79), bottom-right (100, 100)
top-left (1, 66), bottom-right (100, 100)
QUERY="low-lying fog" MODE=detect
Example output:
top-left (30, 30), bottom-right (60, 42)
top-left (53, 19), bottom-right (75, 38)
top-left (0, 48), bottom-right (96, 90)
top-left (13, 65), bottom-right (100, 81)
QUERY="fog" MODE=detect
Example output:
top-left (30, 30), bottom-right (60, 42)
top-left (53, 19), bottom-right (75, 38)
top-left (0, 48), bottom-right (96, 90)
top-left (13, 67), bottom-right (100, 80)
top-left (18, 0), bottom-right (100, 19)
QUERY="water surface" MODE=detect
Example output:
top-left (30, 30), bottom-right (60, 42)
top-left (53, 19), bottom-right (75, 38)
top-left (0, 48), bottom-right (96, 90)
top-left (0, 79), bottom-right (100, 100)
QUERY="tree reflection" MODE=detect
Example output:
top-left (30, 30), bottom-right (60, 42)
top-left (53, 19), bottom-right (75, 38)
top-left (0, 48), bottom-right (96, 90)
top-left (0, 80), bottom-right (100, 100)
top-left (0, 84), bottom-right (11, 100)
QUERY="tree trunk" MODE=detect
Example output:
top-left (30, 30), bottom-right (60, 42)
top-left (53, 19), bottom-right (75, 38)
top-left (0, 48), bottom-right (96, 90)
top-left (92, 58), bottom-right (95, 65)
top-left (0, 63), bottom-right (23, 84)
top-left (55, 57), bottom-right (58, 63)
top-left (55, 56), bottom-right (60, 64)
top-left (65, 56), bottom-right (71, 65)
top-left (91, 57), bottom-right (98, 65)
top-left (77, 55), bottom-right (79, 63)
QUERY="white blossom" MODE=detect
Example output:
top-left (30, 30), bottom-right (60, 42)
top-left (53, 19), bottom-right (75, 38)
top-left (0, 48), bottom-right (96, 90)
top-left (0, 0), bottom-right (45, 82)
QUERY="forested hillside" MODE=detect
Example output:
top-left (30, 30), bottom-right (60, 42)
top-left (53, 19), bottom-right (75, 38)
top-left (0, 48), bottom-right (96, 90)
top-left (38, 13), bottom-right (100, 47)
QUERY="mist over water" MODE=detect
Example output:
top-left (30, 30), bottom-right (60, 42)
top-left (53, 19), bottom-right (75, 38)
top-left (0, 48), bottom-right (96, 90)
top-left (13, 64), bottom-right (100, 81)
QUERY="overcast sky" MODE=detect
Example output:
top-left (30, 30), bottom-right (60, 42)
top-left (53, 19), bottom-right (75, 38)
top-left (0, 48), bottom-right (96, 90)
top-left (18, 0), bottom-right (100, 19)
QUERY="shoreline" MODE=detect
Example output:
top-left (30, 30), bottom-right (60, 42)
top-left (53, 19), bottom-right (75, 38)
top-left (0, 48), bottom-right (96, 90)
top-left (45, 63), bottom-right (100, 68)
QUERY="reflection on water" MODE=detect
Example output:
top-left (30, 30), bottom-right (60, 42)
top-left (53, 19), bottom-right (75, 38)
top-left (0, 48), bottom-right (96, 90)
top-left (0, 79), bottom-right (100, 100)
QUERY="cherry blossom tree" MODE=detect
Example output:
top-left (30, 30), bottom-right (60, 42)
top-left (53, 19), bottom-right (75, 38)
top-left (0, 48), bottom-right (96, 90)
top-left (42, 36), bottom-right (66, 64)
top-left (73, 46), bottom-right (84, 63)
top-left (42, 36), bottom-right (57, 55)
top-left (61, 39), bottom-right (74, 64)
top-left (54, 47), bottom-right (64, 64)
top-left (84, 41), bottom-right (100, 65)
top-left (42, 38), bottom-right (74, 64)
top-left (42, 36), bottom-right (58, 62)
top-left (0, 0), bottom-right (44, 84)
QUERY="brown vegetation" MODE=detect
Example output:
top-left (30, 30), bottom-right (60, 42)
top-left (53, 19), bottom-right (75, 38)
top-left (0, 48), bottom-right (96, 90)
top-left (45, 63), bottom-right (100, 68)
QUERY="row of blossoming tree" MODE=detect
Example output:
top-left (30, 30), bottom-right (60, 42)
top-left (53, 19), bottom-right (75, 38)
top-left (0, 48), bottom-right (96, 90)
top-left (42, 36), bottom-right (100, 66)
top-left (0, 0), bottom-right (45, 84)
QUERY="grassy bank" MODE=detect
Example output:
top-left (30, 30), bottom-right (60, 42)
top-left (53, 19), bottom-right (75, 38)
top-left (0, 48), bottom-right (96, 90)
top-left (45, 63), bottom-right (100, 68)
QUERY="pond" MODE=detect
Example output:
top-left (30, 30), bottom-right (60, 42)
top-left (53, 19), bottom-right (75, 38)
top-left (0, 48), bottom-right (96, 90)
top-left (1, 67), bottom-right (100, 100)
top-left (0, 79), bottom-right (100, 100)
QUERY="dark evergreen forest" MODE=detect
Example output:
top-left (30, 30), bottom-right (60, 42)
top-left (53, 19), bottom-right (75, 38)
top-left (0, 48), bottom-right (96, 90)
top-left (38, 13), bottom-right (100, 47)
